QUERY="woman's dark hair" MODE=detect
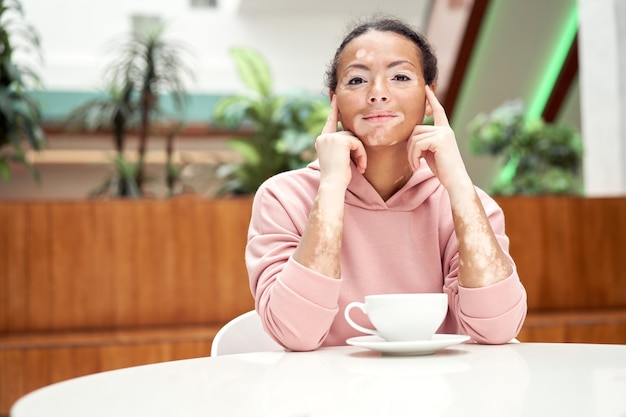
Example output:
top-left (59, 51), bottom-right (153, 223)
top-left (324, 16), bottom-right (438, 92)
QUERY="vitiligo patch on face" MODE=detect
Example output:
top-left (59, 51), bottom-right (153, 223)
top-left (356, 48), bottom-right (367, 59)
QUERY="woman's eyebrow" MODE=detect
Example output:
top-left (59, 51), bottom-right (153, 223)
top-left (344, 60), bottom-right (417, 72)
top-left (343, 63), bottom-right (370, 72)
top-left (388, 60), bottom-right (417, 69)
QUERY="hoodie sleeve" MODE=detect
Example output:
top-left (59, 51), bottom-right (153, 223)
top-left (442, 189), bottom-right (528, 344)
top-left (246, 178), bottom-right (342, 351)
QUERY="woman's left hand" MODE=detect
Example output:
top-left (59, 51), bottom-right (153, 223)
top-left (407, 86), bottom-right (472, 195)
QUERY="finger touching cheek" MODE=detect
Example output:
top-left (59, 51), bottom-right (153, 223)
top-left (425, 102), bottom-right (433, 117)
top-left (408, 142), bottom-right (421, 171)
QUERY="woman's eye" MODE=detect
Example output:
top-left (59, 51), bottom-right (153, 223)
top-left (348, 77), bottom-right (365, 85)
top-left (394, 74), bottom-right (411, 81)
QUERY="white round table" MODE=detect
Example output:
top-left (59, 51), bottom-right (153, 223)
top-left (10, 342), bottom-right (626, 417)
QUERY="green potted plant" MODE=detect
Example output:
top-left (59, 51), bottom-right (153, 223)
top-left (213, 47), bottom-right (328, 195)
top-left (64, 20), bottom-right (194, 198)
top-left (65, 82), bottom-right (141, 197)
top-left (0, 0), bottom-right (46, 181)
top-left (468, 100), bottom-right (584, 196)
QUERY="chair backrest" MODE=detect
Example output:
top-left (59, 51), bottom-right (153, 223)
top-left (210, 310), bottom-right (285, 356)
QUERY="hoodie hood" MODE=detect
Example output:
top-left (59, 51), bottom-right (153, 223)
top-left (306, 159), bottom-right (443, 211)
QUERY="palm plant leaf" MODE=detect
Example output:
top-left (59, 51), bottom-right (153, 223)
top-left (213, 95), bottom-right (251, 128)
top-left (63, 20), bottom-right (196, 197)
top-left (227, 137), bottom-right (261, 165)
top-left (0, 0), bottom-right (45, 181)
top-left (0, 88), bottom-right (15, 121)
top-left (105, 24), bottom-right (193, 115)
top-left (230, 47), bottom-right (272, 97)
top-left (64, 84), bottom-right (136, 134)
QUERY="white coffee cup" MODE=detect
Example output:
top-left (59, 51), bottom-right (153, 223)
top-left (344, 293), bottom-right (448, 342)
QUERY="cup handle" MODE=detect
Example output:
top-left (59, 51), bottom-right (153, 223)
top-left (344, 301), bottom-right (379, 336)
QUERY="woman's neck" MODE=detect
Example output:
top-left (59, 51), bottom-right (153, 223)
top-left (362, 145), bottom-right (413, 201)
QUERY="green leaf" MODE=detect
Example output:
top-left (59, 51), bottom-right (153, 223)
top-left (213, 95), bottom-right (252, 129)
top-left (0, 159), bottom-right (10, 182)
top-left (278, 130), bottom-right (315, 155)
top-left (209, 48), bottom-right (328, 194)
top-left (0, 2), bottom-right (46, 184)
top-left (304, 101), bottom-right (330, 135)
top-left (227, 138), bottom-right (261, 165)
top-left (230, 47), bottom-right (272, 97)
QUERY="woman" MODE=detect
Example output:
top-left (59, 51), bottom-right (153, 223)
top-left (246, 16), bottom-right (527, 351)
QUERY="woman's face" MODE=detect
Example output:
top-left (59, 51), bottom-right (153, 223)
top-left (332, 30), bottom-right (429, 148)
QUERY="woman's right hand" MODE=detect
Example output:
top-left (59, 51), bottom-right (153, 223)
top-left (315, 96), bottom-right (367, 189)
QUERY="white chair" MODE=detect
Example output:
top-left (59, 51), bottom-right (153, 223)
top-left (210, 310), bottom-right (285, 356)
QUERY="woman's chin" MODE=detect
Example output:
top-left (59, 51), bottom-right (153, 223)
top-left (357, 132), bottom-right (409, 148)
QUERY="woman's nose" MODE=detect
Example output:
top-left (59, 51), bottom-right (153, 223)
top-left (369, 95), bottom-right (388, 103)
top-left (368, 81), bottom-right (389, 103)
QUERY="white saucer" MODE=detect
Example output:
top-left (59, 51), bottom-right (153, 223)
top-left (346, 334), bottom-right (471, 356)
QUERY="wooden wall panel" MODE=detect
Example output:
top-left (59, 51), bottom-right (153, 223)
top-left (110, 200), bottom-right (141, 327)
top-left (518, 309), bottom-right (626, 344)
top-left (580, 198), bottom-right (626, 307)
top-left (85, 201), bottom-right (115, 328)
top-left (1, 203), bottom-right (28, 331)
top-left (496, 197), bottom-right (546, 309)
top-left (1, 196), bottom-right (625, 333)
top-left (189, 198), bottom-right (221, 323)
top-left (26, 203), bottom-right (53, 332)
top-left (50, 202), bottom-right (79, 329)
top-left (211, 198), bottom-right (255, 322)
top-left (0, 196), bottom-right (255, 334)
top-left (495, 197), bottom-right (626, 311)
top-left (1, 196), bottom-right (625, 330)
top-left (169, 199), bottom-right (194, 322)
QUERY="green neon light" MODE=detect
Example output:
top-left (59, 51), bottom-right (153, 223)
top-left (449, 1), bottom-right (500, 129)
top-left (525, 6), bottom-right (579, 121)
top-left (449, 3), bottom-right (580, 191)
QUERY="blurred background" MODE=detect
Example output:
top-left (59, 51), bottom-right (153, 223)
top-left (4, 0), bottom-right (623, 199)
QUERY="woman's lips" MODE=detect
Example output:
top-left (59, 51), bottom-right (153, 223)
top-left (362, 111), bottom-right (397, 123)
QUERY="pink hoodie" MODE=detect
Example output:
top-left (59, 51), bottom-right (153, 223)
top-left (246, 160), bottom-right (527, 351)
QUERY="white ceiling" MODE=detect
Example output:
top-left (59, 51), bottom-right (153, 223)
top-left (237, 0), bottom-right (433, 25)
